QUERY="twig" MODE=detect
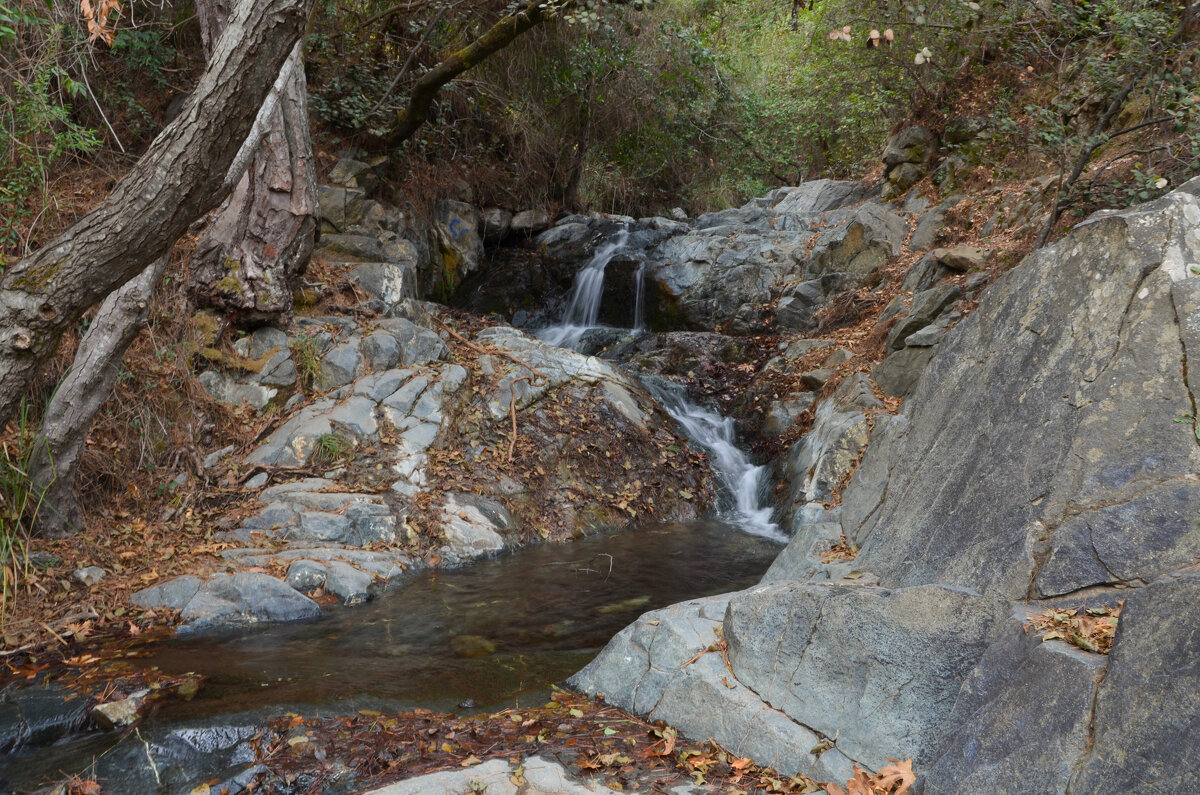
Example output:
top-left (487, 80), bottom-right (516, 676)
top-left (507, 376), bottom-right (531, 462)
top-left (434, 319), bottom-right (549, 383)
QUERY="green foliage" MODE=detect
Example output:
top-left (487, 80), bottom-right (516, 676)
top-left (291, 335), bottom-right (325, 392)
top-left (312, 432), bottom-right (354, 466)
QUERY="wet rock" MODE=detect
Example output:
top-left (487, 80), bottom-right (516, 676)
top-left (325, 561), bottom-right (374, 606)
top-left (179, 572), bottom-right (320, 632)
top-left (450, 635), bottom-right (496, 659)
top-left (132, 575), bottom-right (204, 611)
top-left (92, 689), bottom-right (149, 731)
top-left (285, 560), bottom-right (327, 594)
top-left (0, 682), bottom-right (91, 754)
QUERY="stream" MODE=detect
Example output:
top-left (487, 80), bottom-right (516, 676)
top-left (1, 227), bottom-right (787, 793)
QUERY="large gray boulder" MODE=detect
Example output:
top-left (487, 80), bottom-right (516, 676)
top-left (574, 185), bottom-right (1200, 791)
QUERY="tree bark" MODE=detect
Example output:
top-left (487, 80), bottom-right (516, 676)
top-left (26, 255), bottom-right (169, 537)
top-left (189, 0), bottom-right (317, 325)
top-left (0, 0), bottom-right (316, 428)
top-left (387, 0), bottom-right (557, 145)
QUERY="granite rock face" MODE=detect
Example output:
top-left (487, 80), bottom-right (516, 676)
top-left (573, 185), bottom-right (1200, 792)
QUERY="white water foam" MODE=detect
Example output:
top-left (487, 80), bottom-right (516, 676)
top-left (537, 228), bottom-right (631, 349)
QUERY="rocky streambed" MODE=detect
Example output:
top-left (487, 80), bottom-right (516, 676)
top-left (6, 149), bottom-right (1200, 794)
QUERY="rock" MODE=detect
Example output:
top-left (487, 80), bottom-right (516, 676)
top-left (318, 233), bottom-right (418, 265)
top-left (1069, 573), bottom-right (1200, 792)
top-left (431, 199), bottom-right (484, 298)
top-left (778, 398), bottom-right (870, 507)
top-left (179, 572), bottom-right (320, 632)
top-left (450, 635), bottom-right (496, 658)
top-left (921, 608), bottom-right (1106, 794)
top-left (882, 125), bottom-right (939, 169)
top-left (909, 195), bottom-right (963, 250)
top-left (570, 595), bottom-right (855, 784)
top-left (901, 252), bottom-right (952, 292)
top-left (511, 208), bottom-right (552, 235)
top-left (376, 317), bottom-right (449, 366)
top-left (670, 207), bottom-right (688, 221)
top-left (535, 221), bottom-right (594, 261)
top-left (870, 346), bottom-right (936, 397)
top-left (197, 370), bottom-right (277, 411)
top-left (784, 338), bottom-right (835, 360)
top-left (362, 755), bottom-right (612, 795)
top-left (285, 560), bottom-right (326, 594)
top-left (327, 157), bottom-right (380, 193)
top-left (244, 472), bottom-right (269, 490)
top-left (92, 690), bottom-right (150, 731)
top-left (73, 566), bottom-right (107, 587)
top-left (843, 187), bottom-right (1200, 599)
top-left (762, 394), bottom-right (816, 435)
top-left (349, 262), bottom-right (418, 312)
top-left (884, 284), bottom-right (961, 352)
top-left (440, 495), bottom-right (506, 561)
top-left (324, 561), bottom-right (374, 606)
top-left (724, 582), bottom-right (1006, 768)
top-left (479, 207), bottom-right (513, 243)
top-left (317, 185), bottom-right (365, 233)
top-left (132, 575), bottom-right (204, 611)
top-left (203, 445), bottom-right (235, 469)
top-left (361, 330), bottom-right (402, 371)
top-left (320, 337), bottom-right (364, 387)
top-left (773, 179), bottom-right (865, 217)
top-left (806, 202), bottom-right (907, 280)
top-left (933, 244), bottom-right (990, 272)
top-left (800, 369), bottom-right (834, 390)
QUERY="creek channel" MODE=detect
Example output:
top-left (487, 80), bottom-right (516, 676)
top-left (2, 226), bottom-right (786, 793)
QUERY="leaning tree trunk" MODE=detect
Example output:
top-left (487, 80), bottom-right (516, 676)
top-left (0, 0), bottom-right (317, 429)
top-left (26, 256), bottom-right (169, 537)
top-left (188, 0), bottom-right (317, 326)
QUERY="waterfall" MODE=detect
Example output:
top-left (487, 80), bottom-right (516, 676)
top-left (643, 379), bottom-right (785, 542)
top-left (537, 228), bottom-right (632, 349)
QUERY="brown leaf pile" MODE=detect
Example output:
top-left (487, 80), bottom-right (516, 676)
top-left (1025, 602), bottom-right (1123, 654)
top-left (821, 758), bottom-right (916, 795)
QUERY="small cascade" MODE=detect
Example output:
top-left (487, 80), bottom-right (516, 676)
top-left (644, 379), bottom-right (785, 542)
top-left (537, 227), bottom-right (632, 349)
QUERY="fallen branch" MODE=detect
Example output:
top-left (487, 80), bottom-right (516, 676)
top-left (434, 318), bottom-right (549, 383)
top-left (507, 375), bottom-right (531, 462)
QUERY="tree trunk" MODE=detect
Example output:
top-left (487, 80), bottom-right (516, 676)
top-left (27, 255), bottom-right (169, 537)
top-left (0, 0), bottom-right (316, 428)
top-left (189, 0), bottom-right (317, 326)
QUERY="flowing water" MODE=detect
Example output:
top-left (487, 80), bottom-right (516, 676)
top-left (536, 228), bottom-right (632, 349)
top-left (645, 380), bottom-right (785, 542)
